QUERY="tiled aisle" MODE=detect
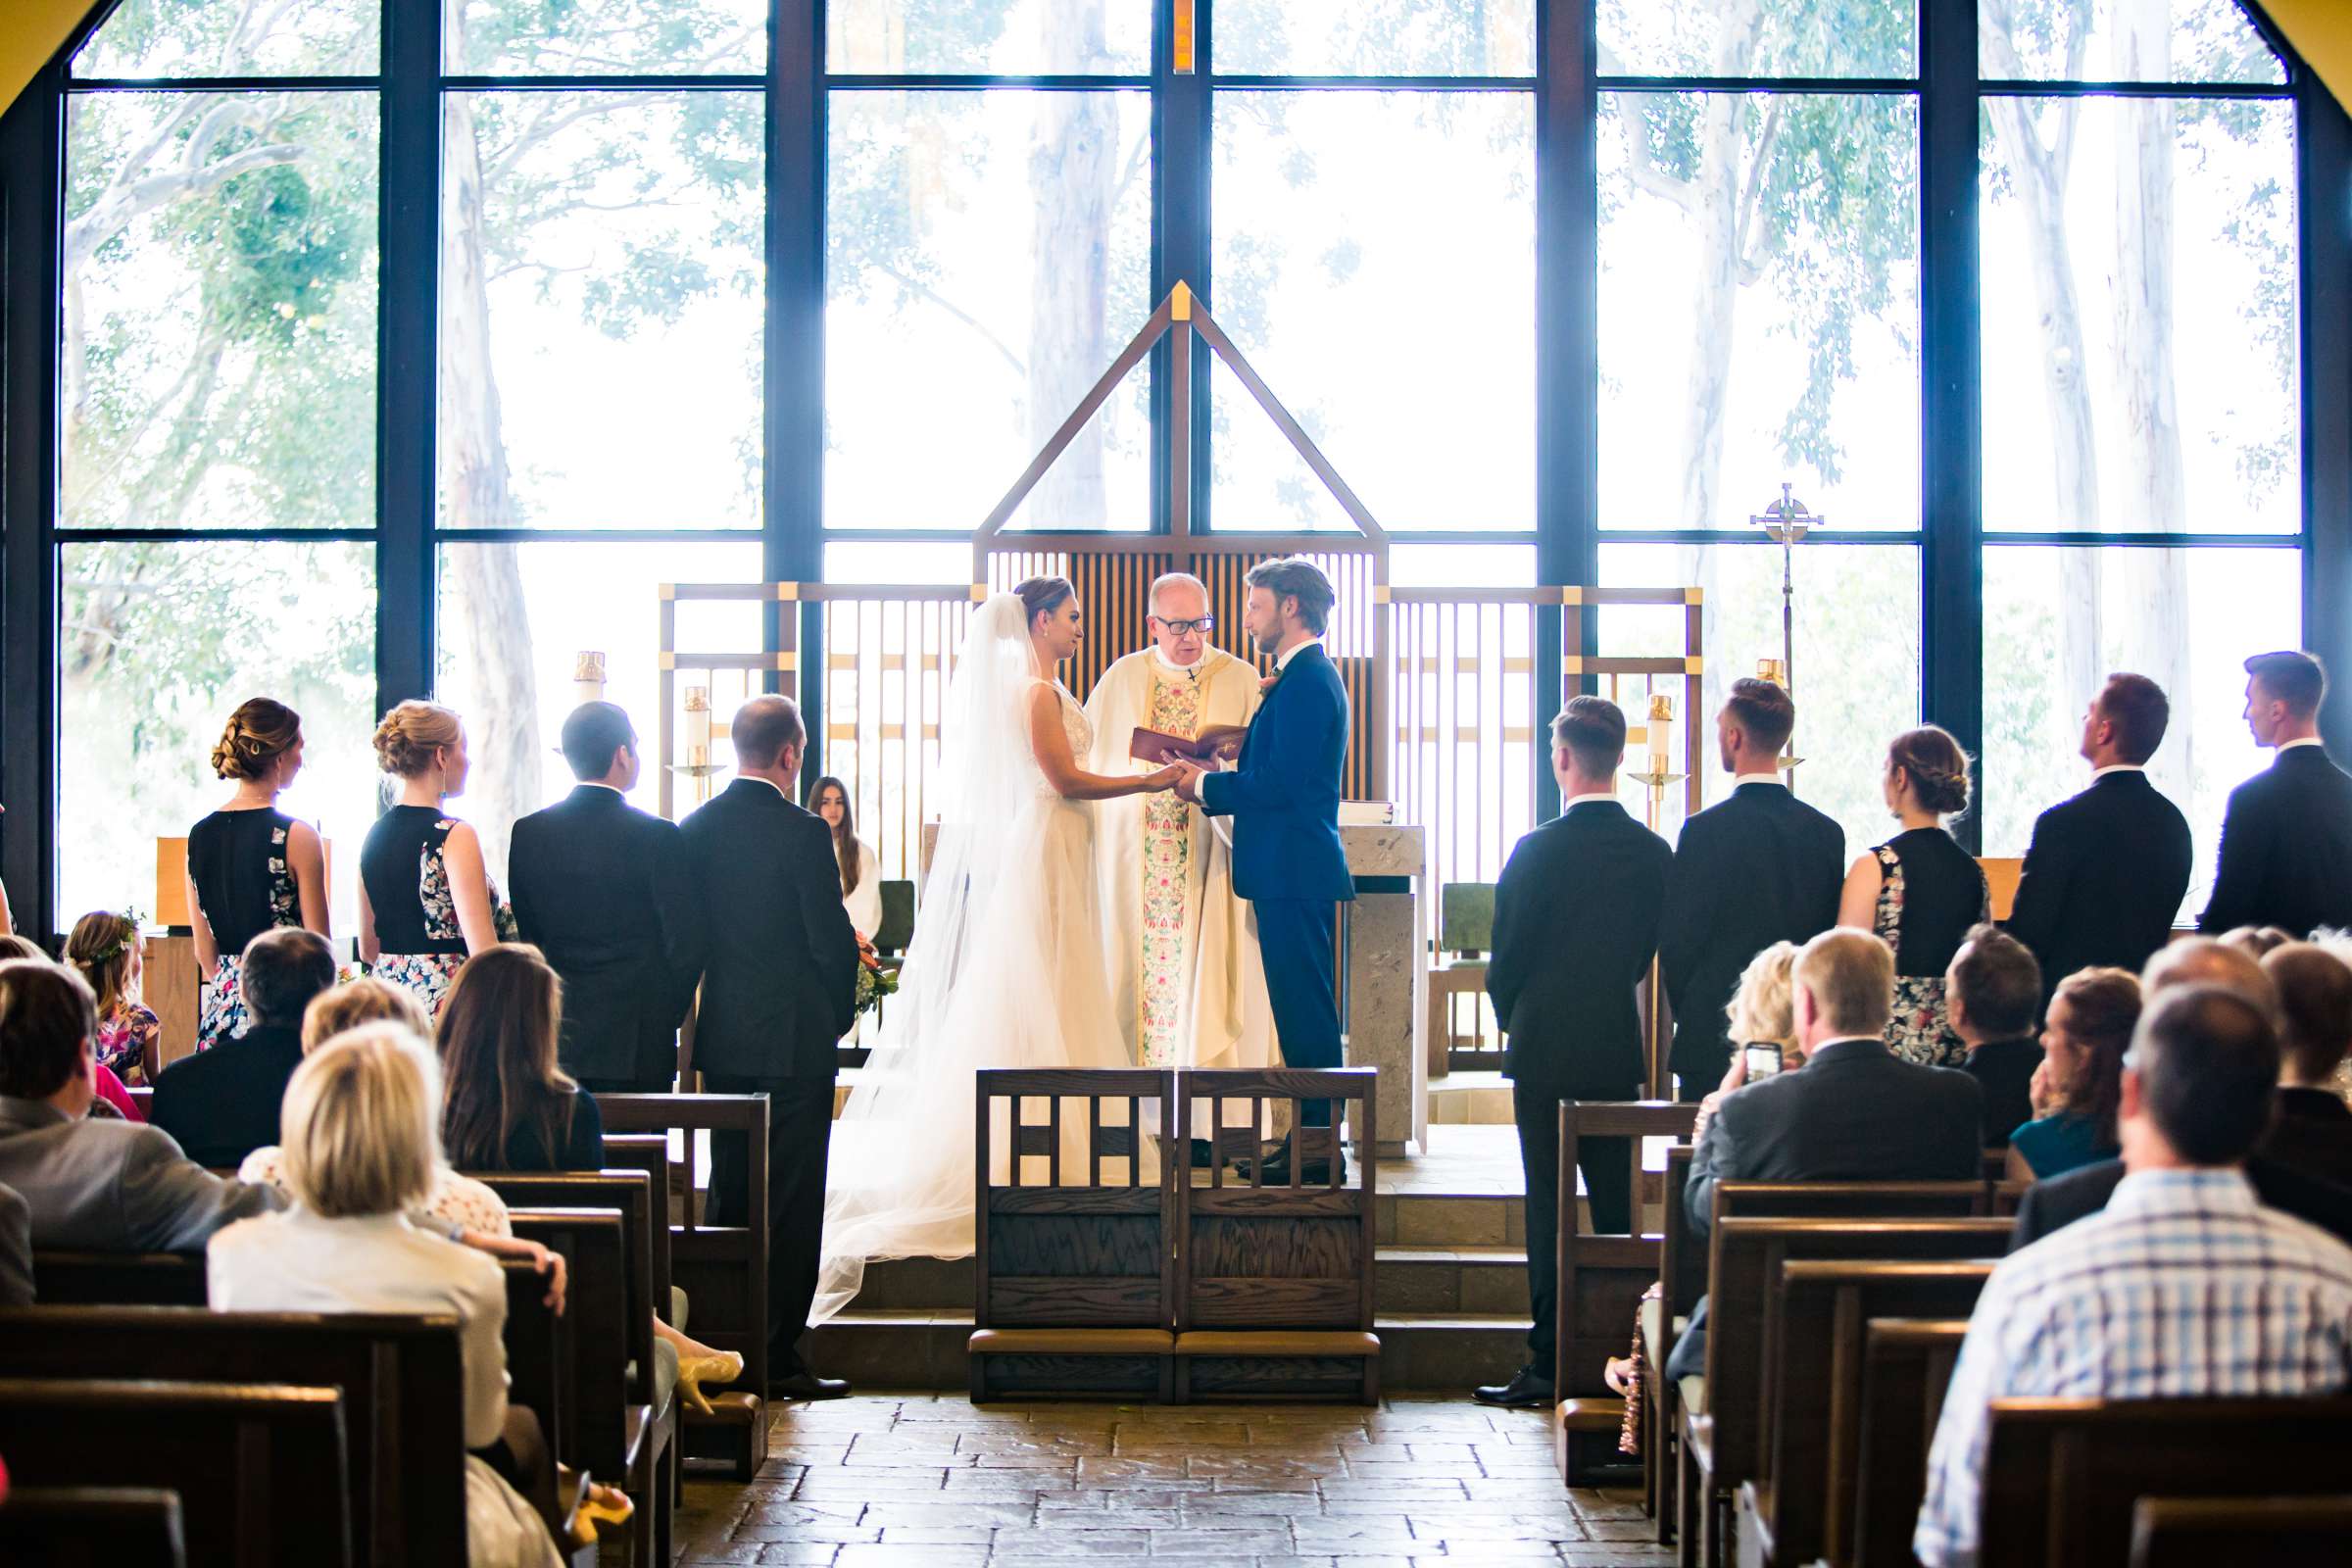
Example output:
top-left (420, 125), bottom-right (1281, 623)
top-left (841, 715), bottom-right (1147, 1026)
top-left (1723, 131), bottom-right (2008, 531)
top-left (673, 1395), bottom-right (1676, 1566)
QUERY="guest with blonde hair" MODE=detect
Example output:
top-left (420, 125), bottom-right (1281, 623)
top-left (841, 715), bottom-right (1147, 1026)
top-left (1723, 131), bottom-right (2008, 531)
top-left (188, 697), bottom-right (328, 1048)
top-left (304, 974), bottom-right (434, 1050)
top-left (360, 701), bottom-right (514, 1018)
top-left (64, 909), bottom-right (159, 1088)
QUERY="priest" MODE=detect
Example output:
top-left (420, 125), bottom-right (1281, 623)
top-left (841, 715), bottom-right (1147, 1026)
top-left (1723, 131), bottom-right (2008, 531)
top-left (1085, 572), bottom-right (1275, 1078)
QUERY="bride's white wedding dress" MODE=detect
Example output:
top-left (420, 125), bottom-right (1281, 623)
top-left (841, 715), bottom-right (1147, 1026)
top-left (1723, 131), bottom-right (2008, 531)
top-left (808, 593), bottom-right (1132, 1327)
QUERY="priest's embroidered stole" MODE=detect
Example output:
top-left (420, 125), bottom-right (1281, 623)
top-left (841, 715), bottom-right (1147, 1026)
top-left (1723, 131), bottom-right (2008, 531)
top-left (1139, 664), bottom-right (1205, 1066)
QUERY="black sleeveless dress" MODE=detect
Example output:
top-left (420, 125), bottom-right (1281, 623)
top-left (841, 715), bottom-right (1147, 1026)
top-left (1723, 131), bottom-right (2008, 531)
top-left (186, 807), bottom-right (303, 1047)
top-left (361, 806), bottom-right (514, 1016)
top-left (1870, 825), bottom-right (1991, 1068)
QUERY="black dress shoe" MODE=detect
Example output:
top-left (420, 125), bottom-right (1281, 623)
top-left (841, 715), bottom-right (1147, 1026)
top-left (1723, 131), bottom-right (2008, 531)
top-left (1189, 1138), bottom-right (1220, 1168)
top-left (770, 1369), bottom-right (852, 1400)
top-left (1472, 1366), bottom-right (1555, 1408)
top-left (1250, 1145), bottom-right (1348, 1186)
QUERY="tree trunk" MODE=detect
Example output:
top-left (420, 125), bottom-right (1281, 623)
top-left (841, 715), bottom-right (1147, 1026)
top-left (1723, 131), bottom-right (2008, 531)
top-left (1672, 0), bottom-right (1767, 527)
top-left (1023, 0), bottom-right (1116, 528)
top-left (438, 6), bottom-right (541, 879)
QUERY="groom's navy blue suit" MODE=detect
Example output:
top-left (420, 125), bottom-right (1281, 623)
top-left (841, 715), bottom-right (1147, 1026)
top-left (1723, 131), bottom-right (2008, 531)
top-left (1199, 640), bottom-right (1354, 1125)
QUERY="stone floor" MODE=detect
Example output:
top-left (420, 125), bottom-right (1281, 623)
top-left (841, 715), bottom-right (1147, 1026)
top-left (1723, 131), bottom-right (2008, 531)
top-left (673, 1394), bottom-right (1675, 1566)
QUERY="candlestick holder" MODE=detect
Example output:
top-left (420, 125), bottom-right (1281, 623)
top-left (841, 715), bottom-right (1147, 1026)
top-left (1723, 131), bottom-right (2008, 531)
top-left (668, 742), bottom-right (722, 807)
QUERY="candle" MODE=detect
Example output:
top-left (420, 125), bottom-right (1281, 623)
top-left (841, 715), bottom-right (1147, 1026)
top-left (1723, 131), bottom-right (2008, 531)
top-left (1756, 658), bottom-right (1786, 688)
top-left (1647, 693), bottom-right (1673, 771)
top-left (684, 684), bottom-right (710, 767)
top-left (573, 650), bottom-right (607, 706)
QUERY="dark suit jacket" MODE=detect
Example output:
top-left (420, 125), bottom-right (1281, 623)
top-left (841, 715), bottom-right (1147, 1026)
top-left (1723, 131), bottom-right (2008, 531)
top-left (2256, 1088), bottom-right (2352, 1192)
top-left (148, 1021), bottom-right (306, 1171)
top-left (2009, 1154), bottom-right (2352, 1250)
top-left (1658, 781), bottom-right (1844, 1082)
top-left (1488, 800), bottom-right (1671, 1101)
top-left (677, 778), bottom-right (859, 1083)
top-left (0, 1182), bottom-right (28, 1306)
top-left (1962, 1037), bottom-right (2041, 1150)
top-left (510, 784), bottom-right (704, 1084)
top-left (2198, 745), bottom-right (2352, 936)
top-left (2005, 769), bottom-right (2193, 998)
top-left (1198, 643), bottom-right (1352, 905)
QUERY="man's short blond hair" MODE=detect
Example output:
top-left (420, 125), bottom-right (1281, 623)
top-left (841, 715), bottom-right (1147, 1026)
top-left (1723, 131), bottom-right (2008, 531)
top-left (1793, 929), bottom-right (1895, 1039)
top-left (302, 977), bottom-right (434, 1052)
top-left (278, 1024), bottom-right (440, 1218)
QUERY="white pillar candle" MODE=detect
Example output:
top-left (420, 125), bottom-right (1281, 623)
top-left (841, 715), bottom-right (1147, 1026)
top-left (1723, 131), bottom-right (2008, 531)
top-left (684, 684), bottom-right (710, 766)
top-left (573, 650), bottom-right (607, 706)
top-left (1648, 693), bottom-right (1673, 771)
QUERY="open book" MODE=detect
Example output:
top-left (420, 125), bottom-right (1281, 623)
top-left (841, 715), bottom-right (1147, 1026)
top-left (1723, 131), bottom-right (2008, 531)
top-left (1128, 726), bottom-right (1226, 766)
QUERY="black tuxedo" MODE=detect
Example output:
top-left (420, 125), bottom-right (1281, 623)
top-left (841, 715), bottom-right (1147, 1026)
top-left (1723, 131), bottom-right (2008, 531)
top-left (1658, 781), bottom-right (1844, 1095)
top-left (1487, 799), bottom-right (1671, 1376)
top-left (510, 784), bottom-right (704, 1091)
top-left (2198, 744), bottom-right (2352, 936)
top-left (2009, 1154), bottom-right (2352, 1251)
top-left (2006, 769), bottom-right (2193, 1000)
top-left (148, 1021), bottom-right (306, 1171)
top-left (1666, 1038), bottom-right (1983, 1380)
top-left (677, 777), bottom-right (861, 1369)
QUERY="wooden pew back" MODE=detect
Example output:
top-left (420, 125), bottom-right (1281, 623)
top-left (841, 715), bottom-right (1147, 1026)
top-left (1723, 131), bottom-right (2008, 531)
top-left (509, 1207), bottom-right (633, 1477)
top-left (477, 1171), bottom-right (655, 1408)
top-left (1555, 1102), bottom-right (1699, 1399)
top-left (1713, 1179), bottom-right (1988, 1223)
top-left (0, 1485), bottom-right (187, 1567)
top-left (601, 1134), bottom-right (673, 1319)
top-left (1982, 1396), bottom-right (2352, 1568)
top-left (1662, 1143), bottom-right (1702, 1320)
top-left (0, 1377), bottom-right (353, 1568)
top-left (2131, 1494), bottom-right (2352, 1568)
top-left (1853, 1318), bottom-right (1970, 1568)
top-left (29, 1250), bottom-right (208, 1305)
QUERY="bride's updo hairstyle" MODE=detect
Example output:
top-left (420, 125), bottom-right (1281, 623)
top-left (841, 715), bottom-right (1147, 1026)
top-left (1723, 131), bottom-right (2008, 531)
top-left (373, 700), bottom-right (464, 779)
top-left (1014, 575), bottom-right (1075, 633)
top-left (212, 697), bottom-right (303, 781)
top-left (1886, 724), bottom-right (1972, 818)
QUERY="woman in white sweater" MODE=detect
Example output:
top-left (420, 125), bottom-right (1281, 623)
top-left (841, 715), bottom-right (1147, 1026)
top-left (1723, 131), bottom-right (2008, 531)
top-left (811, 775), bottom-right (884, 941)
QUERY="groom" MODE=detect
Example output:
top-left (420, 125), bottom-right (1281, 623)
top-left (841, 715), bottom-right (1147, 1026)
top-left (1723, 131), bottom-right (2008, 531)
top-left (1174, 557), bottom-right (1355, 1182)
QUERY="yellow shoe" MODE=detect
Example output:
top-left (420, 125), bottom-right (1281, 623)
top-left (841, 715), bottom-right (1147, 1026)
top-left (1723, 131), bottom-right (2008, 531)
top-left (676, 1351), bottom-right (745, 1417)
top-left (571, 1482), bottom-right (633, 1547)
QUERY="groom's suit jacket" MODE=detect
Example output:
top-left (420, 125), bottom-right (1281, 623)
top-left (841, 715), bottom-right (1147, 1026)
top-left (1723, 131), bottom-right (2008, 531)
top-left (678, 777), bottom-right (860, 1082)
top-left (1198, 641), bottom-right (1354, 905)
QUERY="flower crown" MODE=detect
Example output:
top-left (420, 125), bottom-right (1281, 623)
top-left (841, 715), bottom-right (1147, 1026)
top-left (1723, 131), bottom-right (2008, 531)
top-left (83, 908), bottom-right (145, 964)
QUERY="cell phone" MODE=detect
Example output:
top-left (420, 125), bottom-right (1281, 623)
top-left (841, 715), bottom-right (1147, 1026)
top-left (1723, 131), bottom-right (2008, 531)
top-left (1742, 1044), bottom-right (1784, 1080)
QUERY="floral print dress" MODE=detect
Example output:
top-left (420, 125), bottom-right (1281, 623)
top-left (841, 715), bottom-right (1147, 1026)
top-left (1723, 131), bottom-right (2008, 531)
top-left (1872, 834), bottom-right (1990, 1069)
top-left (365, 808), bottom-right (515, 1019)
top-left (94, 1001), bottom-right (162, 1087)
top-left (188, 808), bottom-right (306, 1049)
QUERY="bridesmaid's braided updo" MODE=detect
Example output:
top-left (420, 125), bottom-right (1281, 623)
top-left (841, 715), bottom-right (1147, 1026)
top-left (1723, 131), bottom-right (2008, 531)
top-left (212, 698), bottom-right (303, 782)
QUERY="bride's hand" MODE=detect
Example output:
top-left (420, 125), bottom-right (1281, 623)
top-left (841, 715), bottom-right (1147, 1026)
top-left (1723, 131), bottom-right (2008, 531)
top-left (1141, 763), bottom-right (1186, 793)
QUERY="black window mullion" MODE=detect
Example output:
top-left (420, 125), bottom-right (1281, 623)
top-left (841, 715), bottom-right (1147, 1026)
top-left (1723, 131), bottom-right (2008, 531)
top-left (378, 0), bottom-right (439, 715)
top-left (2297, 71), bottom-right (2352, 753)
top-left (1156, 0), bottom-right (1209, 536)
top-left (775, 0), bottom-right (825, 772)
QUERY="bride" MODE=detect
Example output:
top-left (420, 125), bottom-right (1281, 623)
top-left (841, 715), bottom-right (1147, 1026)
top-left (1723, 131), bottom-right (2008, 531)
top-left (808, 575), bottom-right (1181, 1325)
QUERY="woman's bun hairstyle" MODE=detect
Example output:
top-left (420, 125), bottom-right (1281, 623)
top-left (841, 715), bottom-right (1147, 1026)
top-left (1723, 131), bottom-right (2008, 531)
top-left (1887, 724), bottom-right (1972, 816)
top-left (372, 700), bottom-right (463, 779)
top-left (212, 698), bottom-right (303, 781)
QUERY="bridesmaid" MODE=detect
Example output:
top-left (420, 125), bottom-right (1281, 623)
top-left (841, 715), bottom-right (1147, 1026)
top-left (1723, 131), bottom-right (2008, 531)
top-left (188, 698), bottom-right (329, 1048)
top-left (810, 775), bottom-right (882, 941)
top-left (359, 701), bottom-right (513, 1018)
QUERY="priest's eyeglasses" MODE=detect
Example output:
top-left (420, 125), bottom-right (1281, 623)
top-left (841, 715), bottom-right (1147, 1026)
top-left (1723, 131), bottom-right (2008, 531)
top-left (1152, 614), bottom-right (1216, 635)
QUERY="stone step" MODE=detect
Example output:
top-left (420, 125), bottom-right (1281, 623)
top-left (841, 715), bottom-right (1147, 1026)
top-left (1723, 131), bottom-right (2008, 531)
top-left (848, 1244), bottom-right (1534, 1317)
top-left (804, 1309), bottom-right (1533, 1393)
top-left (1427, 1069), bottom-right (1516, 1126)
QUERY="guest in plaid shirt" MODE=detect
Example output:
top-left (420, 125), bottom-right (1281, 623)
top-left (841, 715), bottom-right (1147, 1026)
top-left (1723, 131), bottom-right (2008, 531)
top-left (1915, 985), bottom-right (2352, 1568)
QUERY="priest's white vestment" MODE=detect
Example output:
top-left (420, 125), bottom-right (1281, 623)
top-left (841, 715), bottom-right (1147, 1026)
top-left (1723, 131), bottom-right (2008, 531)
top-left (1085, 645), bottom-right (1276, 1072)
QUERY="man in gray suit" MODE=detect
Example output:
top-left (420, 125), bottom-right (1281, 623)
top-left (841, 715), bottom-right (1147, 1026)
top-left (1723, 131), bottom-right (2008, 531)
top-left (0, 960), bottom-right (278, 1253)
top-left (0, 1182), bottom-right (29, 1305)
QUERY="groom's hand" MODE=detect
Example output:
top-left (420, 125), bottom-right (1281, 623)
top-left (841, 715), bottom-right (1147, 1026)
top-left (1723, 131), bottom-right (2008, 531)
top-left (1171, 760), bottom-right (1206, 803)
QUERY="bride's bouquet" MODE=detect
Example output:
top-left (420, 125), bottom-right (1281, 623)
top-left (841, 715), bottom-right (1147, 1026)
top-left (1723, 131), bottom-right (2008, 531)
top-left (854, 949), bottom-right (899, 1018)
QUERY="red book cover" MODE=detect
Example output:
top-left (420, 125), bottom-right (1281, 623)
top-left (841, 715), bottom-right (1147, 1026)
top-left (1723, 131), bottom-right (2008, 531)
top-left (1129, 727), bottom-right (1222, 766)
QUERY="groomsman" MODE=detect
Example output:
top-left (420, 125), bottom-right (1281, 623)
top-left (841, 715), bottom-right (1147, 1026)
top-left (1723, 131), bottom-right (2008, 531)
top-left (509, 702), bottom-right (703, 1093)
top-left (1474, 697), bottom-right (1669, 1410)
top-left (2005, 673), bottom-right (2193, 1003)
top-left (2198, 651), bottom-right (2352, 937)
top-left (680, 695), bottom-right (860, 1399)
top-left (1656, 678), bottom-right (1844, 1098)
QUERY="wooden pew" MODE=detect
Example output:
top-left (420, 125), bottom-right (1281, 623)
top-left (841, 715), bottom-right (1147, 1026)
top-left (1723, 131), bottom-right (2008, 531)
top-left (1981, 1396), bottom-right (2352, 1568)
top-left (967, 1067), bottom-right (1178, 1401)
top-left (1652, 1141), bottom-right (1700, 1544)
top-left (1553, 1101), bottom-right (1700, 1485)
top-left (0, 1378), bottom-right (353, 1568)
top-left (1851, 1318), bottom-right (1969, 1568)
top-left (509, 1204), bottom-right (669, 1568)
top-left (1173, 1068), bottom-right (1381, 1403)
top-left (595, 1093), bottom-right (770, 1478)
top-left (1681, 1214), bottom-right (2013, 1568)
top-left (28, 1250), bottom-right (207, 1305)
top-left (0, 1485), bottom-right (187, 1567)
top-left (2131, 1494), bottom-right (2352, 1567)
top-left (0, 1307), bottom-right (468, 1568)
top-left (1742, 1262), bottom-right (1996, 1568)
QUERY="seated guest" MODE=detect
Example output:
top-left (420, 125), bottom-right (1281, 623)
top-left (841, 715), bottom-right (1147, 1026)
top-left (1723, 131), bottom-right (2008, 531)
top-left (1944, 924), bottom-right (2043, 1148)
top-left (361, 701), bottom-right (514, 1018)
top-left (508, 703), bottom-right (701, 1093)
top-left (1668, 929), bottom-right (1983, 1382)
top-left (811, 776), bottom-right (884, 943)
top-left (0, 960), bottom-right (278, 1250)
top-left (1658, 678), bottom-right (1844, 1099)
top-left (2220, 924), bottom-right (2295, 959)
top-left (2145, 934), bottom-right (2279, 1010)
top-left (2199, 650), bottom-right (2352, 936)
top-left (2005, 674), bottom-right (2194, 1004)
top-left (2256, 942), bottom-right (2352, 1189)
top-left (65, 910), bottom-right (161, 1088)
top-left (0, 935), bottom-right (139, 1122)
top-left (188, 697), bottom-right (329, 1048)
top-left (149, 927), bottom-right (336, 1169)
top-left (1838, 725), bottom-right (1989, 1067)
top-left (0, 1182), bottom-right (27, 1307)
top-left (436, 945), bottom-right (603, 1172)
top-left (1915, 987), bottom-right (2352, 1568)
top-left (206, 1027), bottom-right (576, 1566)
top-left (2006, 967), bottom-right (2138, 1181)
top-left (1475, 697), bottom-right (1670, 1409)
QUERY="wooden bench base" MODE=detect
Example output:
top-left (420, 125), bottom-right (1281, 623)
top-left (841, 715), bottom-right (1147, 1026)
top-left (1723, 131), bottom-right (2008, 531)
top-left (968, 1329), bottom-right (1178, 1403)
top-left (1554, 1396), bottom-right (1632, 1487)
top-left (681, 1392), bottom-right (767, 1483)
top-left (1171, 1330), bottom-right (1380, 1405)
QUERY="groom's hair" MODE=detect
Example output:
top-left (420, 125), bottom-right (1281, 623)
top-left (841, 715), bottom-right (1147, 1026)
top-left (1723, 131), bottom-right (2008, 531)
top-left (1246, 557), bottom-right (1336, 635)
top-left (561, 701), bottom-right (636, 780)
top-left (1552, 696), bottom-right (1627, 777)
top-left (731, 695), bottom-right (806, 768)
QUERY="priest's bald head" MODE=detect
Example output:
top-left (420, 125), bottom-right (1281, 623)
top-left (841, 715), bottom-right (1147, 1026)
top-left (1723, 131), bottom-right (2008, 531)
top-left (1148, 572), bottom-right (1213, 667)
